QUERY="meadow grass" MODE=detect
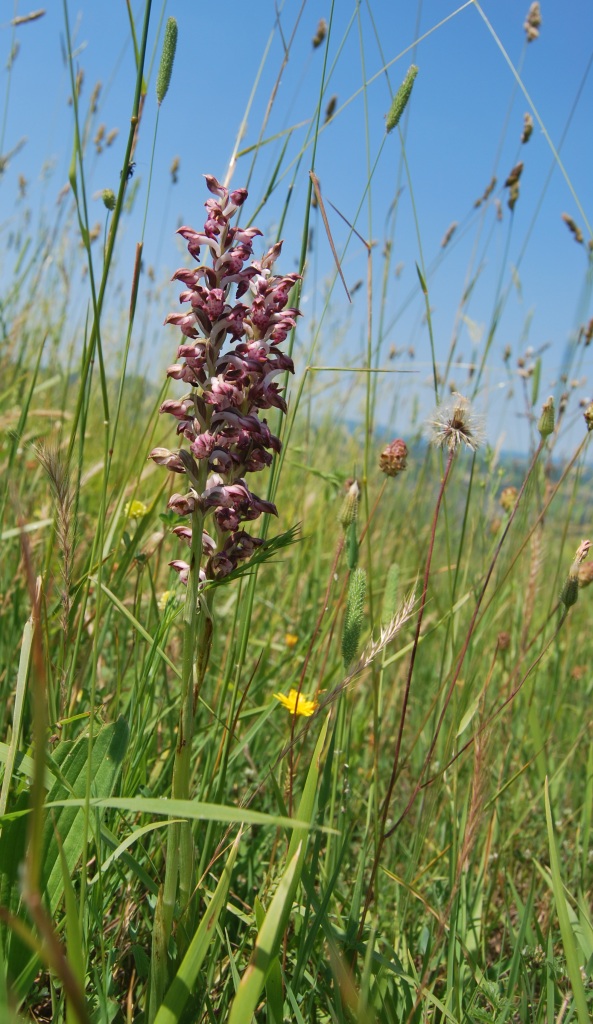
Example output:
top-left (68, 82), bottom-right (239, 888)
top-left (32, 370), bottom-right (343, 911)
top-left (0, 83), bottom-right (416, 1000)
top-left (0, 3), bottom-right (592, 1022)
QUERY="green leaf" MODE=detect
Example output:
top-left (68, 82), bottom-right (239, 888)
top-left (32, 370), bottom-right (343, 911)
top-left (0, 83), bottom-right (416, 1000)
top-left (0, 719), bottom-right (128, 997)
top-left (227, 845), bottom-right (301, 1024)
top-left (228, 717), bottom-right (330, 1024)
top-left (43, 797), bottom-right (312, 833)
top-left (287, 715), bottom-right (329, 866)
top-left (41, 718), bottom-right (129, 916)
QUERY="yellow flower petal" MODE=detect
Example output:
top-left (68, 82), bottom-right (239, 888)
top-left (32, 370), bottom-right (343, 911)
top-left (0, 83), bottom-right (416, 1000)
top-left (273, 688), bottom-right (318, 716)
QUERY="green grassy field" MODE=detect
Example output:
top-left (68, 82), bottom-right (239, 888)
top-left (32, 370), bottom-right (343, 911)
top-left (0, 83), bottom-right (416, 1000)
top-left (0, 4), bottom-right (592, 1022)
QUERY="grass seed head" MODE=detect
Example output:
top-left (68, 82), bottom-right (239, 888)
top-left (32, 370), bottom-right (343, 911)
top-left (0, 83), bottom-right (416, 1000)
top-left (385, 65), bottom-right (418, 133)
top-left (524, 2), bottom-right (542, 42)
top-left (156, 17), bottom-right (178, 106)
top-left (561, 213), bottom-right (584, 245)
top-left (312, 18), bottom-right (327, 48)
top-left (521, 112), bottom-right (534, 144)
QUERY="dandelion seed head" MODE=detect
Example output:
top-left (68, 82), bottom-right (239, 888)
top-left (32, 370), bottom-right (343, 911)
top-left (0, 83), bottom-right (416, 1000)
top-left (427, 393), bottom-right (484, 453)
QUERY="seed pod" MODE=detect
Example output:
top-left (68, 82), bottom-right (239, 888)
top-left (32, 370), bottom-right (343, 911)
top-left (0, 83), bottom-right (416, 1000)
top-left (156, 17), bottom-right (178, 106)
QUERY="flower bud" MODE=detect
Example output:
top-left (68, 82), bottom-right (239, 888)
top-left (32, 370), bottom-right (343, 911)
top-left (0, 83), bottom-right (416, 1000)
top-left (583, 401), bottom-right (593, 432)
top-left (538, 396), bottom-right (555, 438)
top-left (560, 539), bottom-right (591, 609)
top-left (339, 479), bottom-right (360, 530)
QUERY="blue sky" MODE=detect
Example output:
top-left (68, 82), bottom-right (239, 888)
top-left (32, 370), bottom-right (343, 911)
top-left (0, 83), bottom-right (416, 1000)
top-left (1, 1), bottom-right (592, 453)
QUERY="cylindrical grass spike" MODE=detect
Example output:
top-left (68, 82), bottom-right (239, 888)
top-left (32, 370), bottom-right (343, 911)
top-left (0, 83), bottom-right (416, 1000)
top-left (346, 522), bottom-right (359, 571)
top-left (385, 65), bottom-right (418, 133)
top-left (156, 17), bottom-right (178, 106)
top-left (381, 564), bottom-right (399, 626)
top-left (342, 568), bottom-right (366, 667)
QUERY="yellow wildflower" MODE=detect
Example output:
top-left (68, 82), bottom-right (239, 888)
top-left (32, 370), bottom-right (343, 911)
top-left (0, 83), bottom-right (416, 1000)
top-left (273, 688), bottom-right (318, 717)
top-left (284, 633), bottom-right (299, 648)
top-left (158, 590), bottom-right (176, 612)
top-left (124, 499), bottom-right (148, 520)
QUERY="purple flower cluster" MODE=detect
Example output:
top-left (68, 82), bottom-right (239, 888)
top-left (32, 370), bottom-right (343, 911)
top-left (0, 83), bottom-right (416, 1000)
top-left (150, 175), bottom-right (299, 582)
